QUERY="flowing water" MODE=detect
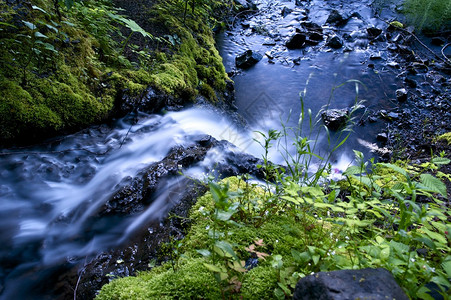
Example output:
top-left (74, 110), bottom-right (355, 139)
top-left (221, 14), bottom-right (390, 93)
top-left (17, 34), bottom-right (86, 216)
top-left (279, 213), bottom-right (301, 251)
top-left (0, 0), bottom-right (403, 297)
top-left (0, 109), bottom-right (259, 298)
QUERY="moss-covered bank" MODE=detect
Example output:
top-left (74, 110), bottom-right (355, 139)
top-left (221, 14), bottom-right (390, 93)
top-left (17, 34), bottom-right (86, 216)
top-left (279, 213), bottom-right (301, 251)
top-left (96, 177), bottom-right (336, 299)
top-left (0, 0), bottom-right (229, 145)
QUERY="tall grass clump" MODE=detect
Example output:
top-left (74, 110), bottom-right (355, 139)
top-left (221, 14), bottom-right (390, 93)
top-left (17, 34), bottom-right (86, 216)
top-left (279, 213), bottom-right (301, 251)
top-left (403, 0), bottom-right (451, 33)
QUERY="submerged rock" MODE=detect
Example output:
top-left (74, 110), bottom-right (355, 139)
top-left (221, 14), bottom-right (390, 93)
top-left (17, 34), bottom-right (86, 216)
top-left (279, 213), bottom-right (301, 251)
top-left (286, 33), bottom-right (307, 49)
top-left (235, 50), bottom-right (263, 68)
top-left (293, 268), bottom-right (408, 300)
top-left (396, 88), bottom-right (408, 102)
top-left (326, 35), bottom-right (343, 49)
top-left (321, 108), bottom-right (349, 130)
top-left (367, 26), bottom-right (383, 39)
top-left (325, 9), bottom-right (347, 26)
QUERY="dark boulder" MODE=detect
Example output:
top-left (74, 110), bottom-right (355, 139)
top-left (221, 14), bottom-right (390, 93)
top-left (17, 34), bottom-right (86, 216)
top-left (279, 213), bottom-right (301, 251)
top-left (325, 10), bottom-right (347, 26)
top-left (367, 26), bottom-right (383, 39)
top-left (321, 108), bottom-right (348, 130)
top-left (377, 132), bottom-right (388, 142)
top-left (286, 33), bottom-right (307, 49)
top-left (235, 50), bottom-right (263, 68)
top-left (293, 268), bottom-right (409, 300)
top-left (396, 88), bottom-right (408, 102)
top-left (326, 35), bottom-right (343, 49)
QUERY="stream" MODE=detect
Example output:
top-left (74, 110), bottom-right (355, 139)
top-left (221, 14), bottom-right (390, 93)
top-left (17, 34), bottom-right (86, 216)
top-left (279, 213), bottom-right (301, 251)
top-left (0, 0), bottom-right (405, 298)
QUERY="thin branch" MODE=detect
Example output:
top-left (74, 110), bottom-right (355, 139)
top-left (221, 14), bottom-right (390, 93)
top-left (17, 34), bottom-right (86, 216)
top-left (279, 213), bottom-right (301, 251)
top-left (441, 43), bottom-right (451, 64)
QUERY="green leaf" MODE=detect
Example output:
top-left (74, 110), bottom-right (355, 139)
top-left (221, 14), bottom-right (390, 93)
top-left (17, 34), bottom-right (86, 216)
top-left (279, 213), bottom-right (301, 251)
top-left (423, 228), bottom-right (447, 244)
top-left (214, 241), bottom-right (239, 261)
top-left (107, 13), bottom-right (153, 39)
top-left (34, 32), bottom-right (48, 39)
top-left (281, 195), bottom-right (301, 205)
top-left (0, 21), bottom-right (17, 29)
top-left (312, 254), bottom-right (320, 265)
top-left (216, 209), bottom-right (235, 221)
top-left (420, 174), bottom-right (447, 197)
top-left (61, 21), bottom-right (75, 27)
top-left (378, 163), bottom-right (409, 179)
top-left (442, 260), bottom-right (451, 278)
top-left (196, 249), bottom-right (211, 257)
top-left (45, 24), bottom-right (58, 33)
top-left (203, 263), bottom-right (222, 273)
top-left (22, 21), bottom-right (36, 30)
top-left (32, 5), bottom-right (48, 14)
top-left (43, 43), bottom-right (57, 52)
top-left (432, 157), bottom-right (451, 165)
top-left (291, 249), bottom-right (310, 263)
top-left (343, 165), bottom-right (361, 176)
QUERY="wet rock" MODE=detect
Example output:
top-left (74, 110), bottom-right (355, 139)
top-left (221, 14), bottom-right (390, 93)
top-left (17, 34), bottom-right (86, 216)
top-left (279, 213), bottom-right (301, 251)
top-left (286, 33), bottom-right (306, 49)
top-left (321, 108), bottom-right (349, 130)
top-left (380, 110), bottom-right (399, 120)
top-left (325, 9), bottom-right (347, 26)
top-left (326, 35), bottom-right (343, 49)
top-left (404, 76), bottom-right (417, 88)
top-left (118, 87), bottom-right (168, 116)
top-left (262, 38), bottom-right (276, 46)
top-left (293, 268), bottom-right (408, 300)
top-left (305, 33), bottom-right (323, 45)
top-left (235, 50), bottom-right (263, 68)
top-left (367, 26), bottom-right (383, 39)
top-left (301, 22), bottom-right (323, 33)
top-left (281, 7), bottom-right (292, 17)
top-left (100, 142), bottom-right (214, 216)
top-left (396, 88), bottom-right (408, 102)
top-left (377, 132), bottom-right (388, 142)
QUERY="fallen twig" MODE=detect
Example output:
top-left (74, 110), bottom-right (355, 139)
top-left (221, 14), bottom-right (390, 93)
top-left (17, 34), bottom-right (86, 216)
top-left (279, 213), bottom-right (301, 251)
top-left (441, 43), bottom-right (451, 64)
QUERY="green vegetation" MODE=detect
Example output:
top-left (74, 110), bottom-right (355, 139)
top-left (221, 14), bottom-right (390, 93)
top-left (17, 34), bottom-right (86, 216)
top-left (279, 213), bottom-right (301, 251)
top-left (97, 106), bottom-right (450, 299)
top-left (0, 0), bottom-right (229, 143)
top-left (403, 0), bottom-right (451, 32)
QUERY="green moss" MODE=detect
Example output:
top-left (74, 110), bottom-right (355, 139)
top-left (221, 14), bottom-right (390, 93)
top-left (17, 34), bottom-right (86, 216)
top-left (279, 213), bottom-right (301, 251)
top-left (437, 132), bottom-right (451, 144)
top-left (148, 6), bottom-right (228, 100)
top-left (0, 78), bottom-right (61, 139)
top-left (96, 258), bottom-right (221, 299)
top-left (241, 266), bottom-right (278, 299)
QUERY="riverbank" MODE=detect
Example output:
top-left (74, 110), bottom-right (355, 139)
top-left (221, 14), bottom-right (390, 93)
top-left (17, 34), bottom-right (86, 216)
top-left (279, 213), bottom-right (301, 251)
top-left (0, 0), bottom-right (232, 145)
